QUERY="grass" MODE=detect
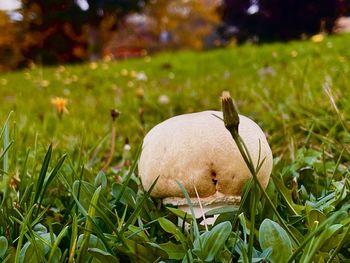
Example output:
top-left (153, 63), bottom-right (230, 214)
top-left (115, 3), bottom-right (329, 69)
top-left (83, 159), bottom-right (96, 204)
top-left (0, 33), bottom-right (350, 262)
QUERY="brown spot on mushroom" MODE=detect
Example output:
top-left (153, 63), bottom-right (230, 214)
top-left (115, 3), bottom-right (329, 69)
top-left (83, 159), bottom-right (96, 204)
top-left (211, 170), bottom-right (218, 186)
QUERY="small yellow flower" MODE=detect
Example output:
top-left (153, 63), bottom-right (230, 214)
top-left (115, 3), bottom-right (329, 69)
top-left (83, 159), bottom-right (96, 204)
top-left (29, 61), bottom-right (36, 70)
top-left (135, 87), bottom-right (145, 98)
top-left (103, 55), bottom-right (112, 62)
top-left (24, 72), bottom-right (31, 80)
top-left (40, 80), bottom-right (50, 87)
top-left (1, 78), bottom-right (8, 85)
top-left (144, 56), bottom-right (151, 63)
top-left (89, 62), bottom-right (98, 70)
top-left (168, 72), bottom-right (175, 79)
top-left (51, 97), bottom-right (69, 116)
top-left (63, 78), bottom-right (72, 85)
top-left (290, 50), bottom-right (298, 57)
top-left (58, 65), bottom-right (65, 72)
top-left (311, 34), bottom-right (324, 43)
top-left (121, 69), bottom-right (128, 76)
top-left (338, 56), bottom-right (346, 62)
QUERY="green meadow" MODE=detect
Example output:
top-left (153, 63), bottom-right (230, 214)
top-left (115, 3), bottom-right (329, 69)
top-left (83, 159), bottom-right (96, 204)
top-left (0, 33), bottom-right (350, 262)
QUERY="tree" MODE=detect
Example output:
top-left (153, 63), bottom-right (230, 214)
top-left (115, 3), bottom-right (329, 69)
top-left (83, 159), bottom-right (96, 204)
top-left (20, 0), bottom-right (87, 64)
top-left (84, 0), bottom-right (146, 60)
top-left (19, 0), bottom-right (146, 64)
top-left (145, 0), bottom-right (221, 49)
top-left (0, 11), bottom-right (22, 71)
top-left (221, 0), bottom-right (343, 42)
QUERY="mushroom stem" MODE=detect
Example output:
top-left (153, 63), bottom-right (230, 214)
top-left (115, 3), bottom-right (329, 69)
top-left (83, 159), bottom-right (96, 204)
top-left (177, 204), bottom-right (228, 227)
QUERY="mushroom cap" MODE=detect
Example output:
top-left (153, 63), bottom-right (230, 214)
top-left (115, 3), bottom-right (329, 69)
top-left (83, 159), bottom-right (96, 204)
top-left (138, 110), bottom-right (273, 206)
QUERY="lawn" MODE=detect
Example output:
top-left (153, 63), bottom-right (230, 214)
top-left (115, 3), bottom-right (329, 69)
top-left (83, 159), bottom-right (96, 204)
top-left (0, 33), bottom-right (350, 262)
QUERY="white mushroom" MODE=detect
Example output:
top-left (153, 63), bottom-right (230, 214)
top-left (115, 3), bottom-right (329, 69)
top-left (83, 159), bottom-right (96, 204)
top-left (138, 110), bottom-right (273, 224)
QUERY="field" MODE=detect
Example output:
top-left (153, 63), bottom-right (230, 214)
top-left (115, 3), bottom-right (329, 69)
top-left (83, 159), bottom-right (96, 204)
top-left (0, 33), bottom-right (350, 262)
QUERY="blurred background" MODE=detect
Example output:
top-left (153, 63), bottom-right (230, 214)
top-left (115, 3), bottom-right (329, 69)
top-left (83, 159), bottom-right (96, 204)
top-left (0, 0), bottom-right (349, 72)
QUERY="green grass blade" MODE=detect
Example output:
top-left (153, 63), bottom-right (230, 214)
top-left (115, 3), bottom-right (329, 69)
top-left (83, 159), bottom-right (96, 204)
top-left (47, 226), bottom-right (69, 262)
top-left (0, 111), bottom-right (13, 208)
top-left (326, 222), bottom-right (350, 263)
top-left (38, 153), bottom-right (67, 205)
top-left (34, 144), bottom-right (52, 205)
top-left (76, 186), bottom-right (102, 262)
top-left (68, 214), bottom-right (78, 263)
top-left (114, 144), bottom-right (142, 203)
top-left (19, 149), bottom-right (30, 200)
top-left (287, 211), bottom-right (347, 263)
top-left (19, 182), bottom-right (34, 208)
top-left (14, 205), bottom-right (36, 263)
top-left (175, 181), bottom-right (200, 239)
top-left (119, 176), bottom-right (159, 235)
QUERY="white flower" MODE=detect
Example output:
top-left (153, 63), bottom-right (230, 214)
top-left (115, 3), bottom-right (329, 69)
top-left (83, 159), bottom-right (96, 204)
top-left (257, 66), bottom-right (276, 78)
top-left (223, 70), bottom-right (230, 80)
top-left (158, 94), bottom-right (170, 105)
top-left (63, 88), bottom-right (71, 95)
top-left (124, 144), bottom-right (131, 151)
top-left (135, 71), bottom-right (148, 81)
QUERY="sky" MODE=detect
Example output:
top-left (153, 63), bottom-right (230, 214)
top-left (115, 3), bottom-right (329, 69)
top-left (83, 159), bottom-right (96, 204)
top-left (0, 0), bottom-right (21, 11)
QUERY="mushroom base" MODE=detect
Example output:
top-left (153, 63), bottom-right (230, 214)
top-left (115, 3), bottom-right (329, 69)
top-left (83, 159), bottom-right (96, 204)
top-left (162, 192), bottom-right (241, 207)
top-left (178, 204), bottom-right (230, 226)
top-left (163, 193), bottom-right (240, 226)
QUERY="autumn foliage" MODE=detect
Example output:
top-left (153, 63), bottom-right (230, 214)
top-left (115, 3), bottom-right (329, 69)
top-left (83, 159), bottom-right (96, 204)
top-left (0, 11), bottom-right (22, 71)
top-left (0, 0), bottom-right (348, 71)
